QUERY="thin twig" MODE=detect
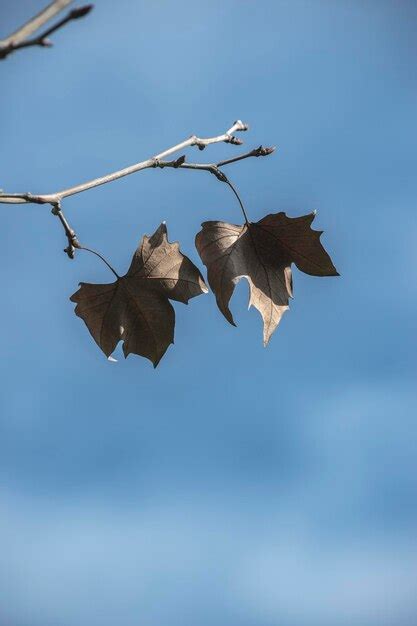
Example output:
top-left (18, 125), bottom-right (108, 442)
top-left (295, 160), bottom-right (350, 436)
top-left (0, 121), bottom-right (250, 205)
top-left (0, 0), bottom-right (72, 46)
top-left (9, 126), bottom-right (273, 260)
top-left (218, 145), bottom-right (276, 167)
top-left (49, 200), bottom-right (120, 272)
top-left (153, 146), bottom-right (275, 224)
top-left (0, 3), bottom-right (93, 60)
top-left (50, 201), bottom-right (80, 258)
top-left (154, 145), bottom-right (276, 181)
top-left (51, 143), bottom-right (272, 257)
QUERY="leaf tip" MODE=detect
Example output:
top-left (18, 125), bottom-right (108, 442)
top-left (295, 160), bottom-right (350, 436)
top-left (153, 221), bottom-right (168, 238)
top-left (263, 332), bottom-right (272, 348)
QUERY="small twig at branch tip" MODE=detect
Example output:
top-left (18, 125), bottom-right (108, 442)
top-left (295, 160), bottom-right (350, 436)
top-left (233, 120), bottom-right (249, 132)
top-left (64, 230), bottom-right (81, 259)
top-left (0, 2), bottom-right (94, 60)
top-left (69, 5), bottom-right (94, 20)
top-left (64, 245), bottom-right (75, 259)
top-left (227, 136), bottom-right (243, 146)
top-left (254, 145), bottom-right (276, 157)
top-left (49, 201), bottom-right (81, 259)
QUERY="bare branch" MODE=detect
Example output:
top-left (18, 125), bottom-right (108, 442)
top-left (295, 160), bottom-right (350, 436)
top-left (50, 202), bottom-right (80, 259)
top-left (154, 146), bottom-right (276, 181)
top-left (152, 146), bottom-right (275, 225)
top-left (217, 145), bottom-right (276, 167)
top-left (0, 2), bottom-right (93, 60)
top-left (0, 121), bottom-right (252, 205)
top-left (0, 0), bottom-right (72, 46)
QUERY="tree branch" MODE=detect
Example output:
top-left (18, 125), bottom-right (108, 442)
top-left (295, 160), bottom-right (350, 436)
top-left (50, 201), bottom-right (80, 259)
top-left (152, 147), bottom-right (275, 225)
top-left (154, 145), bottom-right (276, 181)
top-left (0, 120), bottom-right (252, 205)
top-left (217, 145), bottom-right (275, 167)
top-left (0, 2), bottom-right (93, 60)
top-left (0, 0), bottom-right (72, 46)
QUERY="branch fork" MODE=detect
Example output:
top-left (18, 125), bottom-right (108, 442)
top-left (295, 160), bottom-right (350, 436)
top-left (0, 120), bottom-right (273, 206)
top-left (0, 8), bottom-right (276, 263)
top-left (0, 119), bottom-right (275, 258)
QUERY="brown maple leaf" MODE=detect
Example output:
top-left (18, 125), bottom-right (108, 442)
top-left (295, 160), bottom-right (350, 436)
top-left (195, 211), bottom-right (338, 345)
top-left (70, 223), bottom-right (208, 366)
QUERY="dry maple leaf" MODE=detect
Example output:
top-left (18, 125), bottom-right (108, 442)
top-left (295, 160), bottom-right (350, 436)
top-left (195, 211), bottom-right (338, 345)
top-left (70, 223), bottom-right (208, 367)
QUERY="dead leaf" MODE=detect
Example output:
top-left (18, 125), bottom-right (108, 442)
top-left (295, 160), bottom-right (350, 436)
top-left (195, 212), bottom-right (338, 345)
top-left (71, 223), bottom-right (208, 366)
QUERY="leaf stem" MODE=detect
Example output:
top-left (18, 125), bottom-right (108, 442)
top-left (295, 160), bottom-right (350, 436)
top-left (153, 145), bottom-right (275, 223)
top-left (154, 145), bottom-right (275, 182)
top-left (225, 180), bottom-right (250, 224)
top-left (77, 246), bottom-right (120, 279)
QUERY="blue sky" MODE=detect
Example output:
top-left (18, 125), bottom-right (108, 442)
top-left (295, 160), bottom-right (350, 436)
top-left (1, 1), bottom-right (416, 625)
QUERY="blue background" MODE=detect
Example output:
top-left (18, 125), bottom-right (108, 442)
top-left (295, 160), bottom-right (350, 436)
top-left (1, 1), bottom-right (416, 625)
